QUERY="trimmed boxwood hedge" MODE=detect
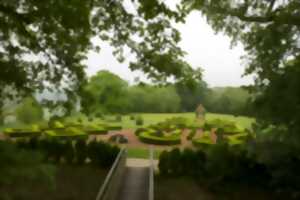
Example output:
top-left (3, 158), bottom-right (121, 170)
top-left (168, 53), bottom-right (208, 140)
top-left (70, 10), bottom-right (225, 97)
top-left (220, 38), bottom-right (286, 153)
top-left (227, 133), bottom-right (247, 145)
top-left (192, 132), bottom-right (213, 147)
top-left (187, 129), bottom-right (196, 140)
top-left (84, 124), bottom-right (108, 135)
top-left (4, 125), bottom-right (42, 138)
top-left (44, 127), bottom-right (87, 139)
top-left (138, 130), bottom-right (181, 145)
top-left (106, 124), bottom-right (122, 130)
top-left (204, 119), bottom-right (244, 135)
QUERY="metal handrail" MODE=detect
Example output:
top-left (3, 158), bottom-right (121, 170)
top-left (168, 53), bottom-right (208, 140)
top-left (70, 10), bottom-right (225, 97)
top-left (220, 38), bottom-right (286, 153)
top-left (95, 148), bottom-right (127, 200)
top-left (149, 146), bottom-right (154, 200)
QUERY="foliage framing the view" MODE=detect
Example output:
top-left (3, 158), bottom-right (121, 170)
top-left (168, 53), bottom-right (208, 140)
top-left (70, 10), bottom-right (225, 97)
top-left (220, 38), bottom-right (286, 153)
top-left (0, 0), bottom-right (195, 109)
top-left (184, 0), bottom-right (300, 134)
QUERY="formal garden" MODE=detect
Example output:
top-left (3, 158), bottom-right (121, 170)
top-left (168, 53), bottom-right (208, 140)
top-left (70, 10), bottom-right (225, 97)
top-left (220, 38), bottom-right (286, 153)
top-left (1, 0), bottom-right (300, 199)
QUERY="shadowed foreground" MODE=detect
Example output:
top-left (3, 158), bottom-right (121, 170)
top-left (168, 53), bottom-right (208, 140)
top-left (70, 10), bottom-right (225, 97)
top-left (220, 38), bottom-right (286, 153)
top-left (116, 163), bottom-right (149, 200)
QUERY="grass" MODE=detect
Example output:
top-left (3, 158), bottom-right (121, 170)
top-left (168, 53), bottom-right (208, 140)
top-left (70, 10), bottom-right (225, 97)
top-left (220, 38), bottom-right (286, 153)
top-left (117, 113), bottom-right (254, 130)
top-left (1, 112), bottom-right (254, 132)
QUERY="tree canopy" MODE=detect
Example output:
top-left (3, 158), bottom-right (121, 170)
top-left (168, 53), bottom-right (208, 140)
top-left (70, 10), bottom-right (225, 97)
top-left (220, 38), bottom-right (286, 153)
top-left (82, 70), bottom-right (129, 114)
top-left (185, 0), bottom-right (300, 135)
top-left (0, 0), bottom-right (195, 107)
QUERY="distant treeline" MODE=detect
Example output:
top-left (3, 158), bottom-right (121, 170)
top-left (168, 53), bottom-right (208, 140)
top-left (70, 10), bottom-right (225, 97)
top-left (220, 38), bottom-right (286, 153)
top-left (81, 70), bottom-right (253, 116)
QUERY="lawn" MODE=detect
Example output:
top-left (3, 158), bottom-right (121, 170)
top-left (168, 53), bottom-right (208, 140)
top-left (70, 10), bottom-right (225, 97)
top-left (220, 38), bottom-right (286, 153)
top-left (111, 113), bottom-right (255, 130)
top-left (0, 112), bottom-right (254, 132)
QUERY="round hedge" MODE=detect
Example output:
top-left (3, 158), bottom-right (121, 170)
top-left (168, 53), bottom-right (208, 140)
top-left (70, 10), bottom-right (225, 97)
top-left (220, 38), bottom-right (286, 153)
top-left (138, 130), bottom-right (181, 145)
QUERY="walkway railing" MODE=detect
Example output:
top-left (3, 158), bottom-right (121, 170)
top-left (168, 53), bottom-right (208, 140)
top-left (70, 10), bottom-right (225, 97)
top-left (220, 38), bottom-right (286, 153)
top-left (149, 147), bottom-right (154, 200)
top-left (95, 148), bottom-right (127, 200)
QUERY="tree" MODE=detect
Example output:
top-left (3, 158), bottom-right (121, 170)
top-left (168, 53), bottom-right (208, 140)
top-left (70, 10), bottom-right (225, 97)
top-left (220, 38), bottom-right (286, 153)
top-left (128, 85), bottom-right (181, 113)
top-left (82, 70), bottom-right (129, 114)
top-left (0, 0), bottom-right (197, 111)
top-left (175, 77), bottom-right (208, 112)
top-left (185, 0), bottom-right (300, 134)
top-left (16, 96), bottom-right (44, 124)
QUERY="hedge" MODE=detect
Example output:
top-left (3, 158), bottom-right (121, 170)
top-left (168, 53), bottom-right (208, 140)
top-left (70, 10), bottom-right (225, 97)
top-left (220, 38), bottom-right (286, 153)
top-left (44, 127), bottom-right (87, 139)
top-left (187, 129), bottom-right (196, 140)
top-left (85, 124), bottom-right (108, 135)
top-left (4, 125), bottom-right (42, 138)
top-left (105, 124), bottom-right (122, 130)
top-left (227, 133), bottom-right (247, 145)
top-left (15, 138), bottom-right (120, 167)
top-left (139, 131), bottom-right (181, 145)
top-left (192, 132), bottom-right (213, 147)
top-left (204, 119), bottom-right (243, 135)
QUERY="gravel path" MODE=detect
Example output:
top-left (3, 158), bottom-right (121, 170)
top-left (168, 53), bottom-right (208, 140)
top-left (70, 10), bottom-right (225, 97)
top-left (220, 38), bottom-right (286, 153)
top-left (91, 129), bottom-right (197, 149)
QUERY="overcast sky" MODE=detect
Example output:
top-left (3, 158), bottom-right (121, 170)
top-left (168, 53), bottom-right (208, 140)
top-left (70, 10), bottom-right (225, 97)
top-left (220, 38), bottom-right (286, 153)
top-left (84, 11), bottom-right (254, 87)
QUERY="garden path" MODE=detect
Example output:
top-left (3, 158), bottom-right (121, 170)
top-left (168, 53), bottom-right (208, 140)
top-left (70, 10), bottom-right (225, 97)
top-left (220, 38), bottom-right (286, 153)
top-left (116, 158), bottom-right (150, 200)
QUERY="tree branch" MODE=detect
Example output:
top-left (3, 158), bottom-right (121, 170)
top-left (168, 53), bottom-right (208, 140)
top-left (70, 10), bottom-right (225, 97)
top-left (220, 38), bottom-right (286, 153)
top-left (267, 0), bottom-right (277, 14)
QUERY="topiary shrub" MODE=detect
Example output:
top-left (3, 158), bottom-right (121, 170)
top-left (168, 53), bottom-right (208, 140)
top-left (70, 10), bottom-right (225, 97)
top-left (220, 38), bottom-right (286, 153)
top-left (88, 116), bottom-right (94, 122)
top-left (115, 115), bottom-right (122, 122)
top-left (135, 116), bottom-right (144, 126)
top-left (95, 112), bottom-right (103, 119)
top-left (77, 118), bottom-right (83, 123)
top-left (129, 115), bottom-right (135, 120)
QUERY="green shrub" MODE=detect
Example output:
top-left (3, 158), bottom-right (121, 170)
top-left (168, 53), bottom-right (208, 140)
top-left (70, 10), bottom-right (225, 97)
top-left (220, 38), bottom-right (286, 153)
top-left (63, 140), bottom-right (75, 164)
top-left (129, 115), bottom-right (135, 120)
top-left (115, 115), bottom-right (122, 122)
top-left (158, 150), bottom-right (169, 176)
top-left (158, 148), bottom-right (206, 177)
top-left (85, 124), bottom-right (108, 135)
top-left (135, 116), bottom-right (144, 126)
top-left (87, 140), bottom-right (120, 168)
top-left (168, 148), bottom-right (182, 175)
top-left (44, 127), bottom-right (87, 139)
top-left (139, 131), bottom-right (181, 145)
top-left (48, 116), bottom-right (64, 128)
top-left (95, 112), bottom-right (103, 119)
top-left (134, 128), bottom-right (148, 136)
top-left (192, 132), bottom-right (213, 147)
top-left (187, 129), bottom-right (196, 140)
top-left (88, 116), bottom-right (94, 122)
top-left (106, 124), bottom-right (122, 130)
top-left (0, 141), bottom-right (55, 189)
top-left (75, 139), bottom-right (88, 164)
top-left (4, 126), bottom-right (42, 138)
top-left (165, 117), bottom-right (188, 129)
